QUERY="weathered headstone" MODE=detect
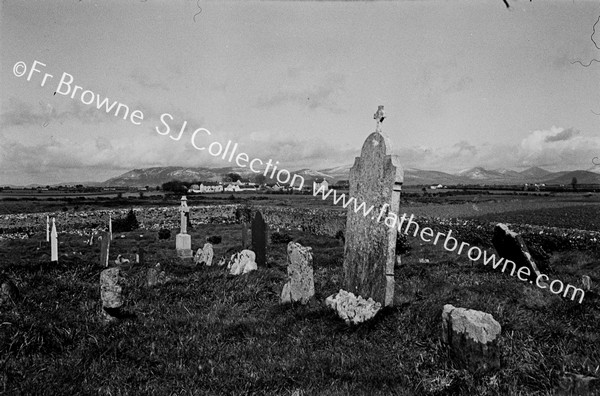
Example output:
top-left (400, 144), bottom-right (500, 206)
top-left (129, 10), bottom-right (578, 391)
top-left (343, 108), bottom-right (403, 307)
top-left (228, 249), bottom-right (257, 275)
top-left (100, 267), bottom-right (124, 321)
top-left (175, 196), bottom-right (193, 259)
top-left (108, 213), bottom-right (113, 240)
top-left (99, 231), bottom-right (111, 267)
top-left (251, 211), bottom-right (267, 266)
top-left (146, 263), bottom-right (169, 287)
top-left (441, 304), bottom-right (501, 372)
top-left (281, 242), bottom-right (314, 304)
top-left (325, 289), bottom-right (382, 325)
top-left (492, 223), bottom-right (541, 282)
top-left (50, 218), bottom-right (58, 262)
top-left (46, 215), bottom-right (50, 242)
top-left (194, 243), bottom-right (214, 266)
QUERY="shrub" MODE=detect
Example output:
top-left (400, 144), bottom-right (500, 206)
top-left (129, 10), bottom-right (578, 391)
top-left (158, 228), bottom-right (171, 240)
top-left (270, 232), bottom-right (292, 244)
top-left (112, 209), bottom-right (140, 233)
top-left (207, 235), bottom-right (222, 244)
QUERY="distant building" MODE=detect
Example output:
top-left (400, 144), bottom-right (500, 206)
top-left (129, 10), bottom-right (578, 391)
top-left (314, 179), bottom-right (329, 192)
top-left (189, 182), bottom-right (223, 193)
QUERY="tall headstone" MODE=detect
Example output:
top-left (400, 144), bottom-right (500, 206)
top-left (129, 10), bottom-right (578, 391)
top-left (46, 215), bottom-right (50, 242)
top-left (108, 213), bottom-right (113, 240)
top-left (251, 211), bottom-right (267, 266)
top-left (99, 231), bottom-right (111, 267)
top-left (175, 196), bottom-right (193, 258)
top-left (343, 106), bottom-right (403, 307)
top-left (50, 218), bottom-right (58, 262)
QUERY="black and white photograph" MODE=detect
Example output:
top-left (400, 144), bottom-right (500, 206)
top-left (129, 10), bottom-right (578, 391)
top-left (1, 0), bottom-right (599, 394)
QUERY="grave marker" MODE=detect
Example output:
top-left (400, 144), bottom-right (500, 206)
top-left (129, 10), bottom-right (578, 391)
top-left (50, 218), bottom-right (58, 262)
top-left (99, 231), bottom-right (111, 267)
top-left (343, 106), bottom-right (403, 307)
top-left (108, 213), bottom-right (113, 240)
top-left (175, 196), bottom-right (193, 258)
top-left (251, 211), bottom-right (267, 266)
top-left (46, 215), bottom-right (50, 242)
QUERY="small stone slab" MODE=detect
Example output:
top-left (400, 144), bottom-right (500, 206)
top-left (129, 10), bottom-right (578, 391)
top-left (100, 267), bottom-right (125, 321)
top-left (325, 289), bottom-right (382, 325)
top-left (441, 304), bottom-right (501, 372)
top-left (281, 242), bottom-right (314, 304)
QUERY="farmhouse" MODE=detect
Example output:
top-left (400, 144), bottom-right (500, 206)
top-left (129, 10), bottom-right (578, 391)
top-left (188, 182), bottom-right (223, 193)
top-left (314, 179), bottom-right (329, 192)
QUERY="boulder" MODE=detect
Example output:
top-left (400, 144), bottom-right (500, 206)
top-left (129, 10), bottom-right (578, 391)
top-left (325, 289), bottom-right (382, 325)
top-left (441, 304), bottom-right (501, 372)
top-left (281, 242), bottom-right (314, 304)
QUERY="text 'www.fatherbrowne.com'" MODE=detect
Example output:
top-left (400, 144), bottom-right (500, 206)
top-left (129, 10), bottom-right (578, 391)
top-left (312, 182), bottom-right (586, 303)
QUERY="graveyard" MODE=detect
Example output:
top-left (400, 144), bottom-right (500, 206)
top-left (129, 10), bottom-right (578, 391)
top-left (0, 132), bottom-right (599, 395)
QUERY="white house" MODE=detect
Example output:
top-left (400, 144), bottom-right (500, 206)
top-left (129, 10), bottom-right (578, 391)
top-left (314, 179), bottom-right (329, 192)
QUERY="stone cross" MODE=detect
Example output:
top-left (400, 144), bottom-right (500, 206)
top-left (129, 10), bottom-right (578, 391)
top-left (373, 105), bottom-right (385, 133)
top-left (343, 118), bottom-right (403, 307)
top-left (251, 210), bottom-right (267, 267)
top-left (176, 196), bottom-right (193, 258)
top-left (180, 196), bottom-right (189, 234)
top-left (50, 218), bottom-right (58, 262)
top-left (46, 215), bottom-right (50, 242)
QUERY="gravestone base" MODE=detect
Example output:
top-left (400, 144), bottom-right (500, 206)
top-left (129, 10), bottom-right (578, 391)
top-left (176, 234), bottom-right (193, 259)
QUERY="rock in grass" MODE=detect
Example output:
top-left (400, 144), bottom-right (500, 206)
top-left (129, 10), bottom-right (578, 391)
top-left (193, 243), bottom-right (214, 266)
top-left (325, 289), bottom-right (381, 325)
top-left (227, 250), bottom-right (257, 275)
top-left (0, 279), bottom-right (19, 305)
top-left (441, 304), bottom-right (501, 372)
top-left (146, 263), bottom-right (169, 287)
top-left (281, 242), bottom-right (314, 304)
top-left (492, 223), bottom-right (542, 282)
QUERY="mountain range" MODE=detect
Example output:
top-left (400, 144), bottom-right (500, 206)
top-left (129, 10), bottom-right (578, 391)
top-left (92, 165), bottom-right (600, 187)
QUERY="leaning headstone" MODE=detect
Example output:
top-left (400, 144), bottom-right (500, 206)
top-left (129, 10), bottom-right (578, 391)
top-left (175, 196), bottom-right (193, 259)
top-left (194, 243), bottom-right (214, 266)
top-left (100, 267), bottom-right (124, 321)
top-left (251, 211), bottom-right (267, 266)
top-left (50, 218), bottom-right (58, 262)
top-left (343, 107), bottom-right (403, 307)
top-left (325, 289), bottom-right (382, 325)
top-left (492, 223), bottom-right (542, 282)
top-left (228, 249), bottom-right (257, 275)
top-left (441, 304), bottom-right (501, 372)
top-left (99, 231), bottom-right (111, 267)
top-left (582, 275), bottom-right (591, 291)
top-left (281, 242), bottom-right (314, 304)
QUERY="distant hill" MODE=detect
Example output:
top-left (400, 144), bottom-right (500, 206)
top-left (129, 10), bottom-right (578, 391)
top-left (541, 170), bottom-right (600, 185)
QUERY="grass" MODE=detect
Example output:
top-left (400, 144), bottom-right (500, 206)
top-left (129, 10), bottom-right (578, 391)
top-left (1, 220), bottom-right (600, 395)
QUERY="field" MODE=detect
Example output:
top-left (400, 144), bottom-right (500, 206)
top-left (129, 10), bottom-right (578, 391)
top-left (1, 192), bottom-right (599, 395)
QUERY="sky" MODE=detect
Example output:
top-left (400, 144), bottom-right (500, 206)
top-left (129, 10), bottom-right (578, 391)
top-left (1, 0), bottom-right (600, 185)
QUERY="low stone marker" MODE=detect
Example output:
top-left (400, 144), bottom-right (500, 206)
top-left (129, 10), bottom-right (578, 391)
top-left (582, 275), bottom-right (591, 291)
top-left (441, 304), bottom-right (501, 372)
top-left (193, 243), bottom-right (214, 266)
top-left (228, 250), bottom-right (258, 275)
top-left (147, 263), bottom-right (169, 287)
top-left (100, 267), bottom-right (125, 321)
top-left (325, 289), bottom-right (382, 325)
top-left (251, 211), bottom-right (267, 267)
top-left (343, 109), bottom-right (403, 307)
top-left (281, 242), bottom-right (314, 304)
top-left (492, 223), bottom-right (541, 282)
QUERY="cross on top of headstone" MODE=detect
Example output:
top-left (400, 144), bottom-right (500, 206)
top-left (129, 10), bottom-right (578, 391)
top-left (179, 196), bottom-right (189, 234)
top-left (373, 105), bottom-right (385, 132)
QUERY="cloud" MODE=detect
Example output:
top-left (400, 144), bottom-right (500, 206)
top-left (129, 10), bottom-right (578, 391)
top-left (255, 73), bottom-right (346, 113)
top-left (544, 127), bottom-right (579, 142)
top-left (129, 69), bottom-right (170, 91)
